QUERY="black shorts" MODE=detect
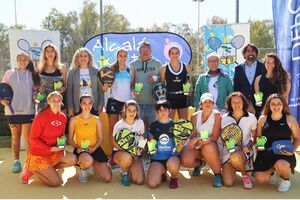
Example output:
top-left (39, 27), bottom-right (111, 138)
top-left (73, 147), bottom-right (108, 163)
top-left (151, 159), bottom-right (168, 168)
top-left (7, 115), bottom-right (34, 124)
top-left (167, 95), bottom-right (189, 109)
top-left (106, 98), bottom-right (125, 114)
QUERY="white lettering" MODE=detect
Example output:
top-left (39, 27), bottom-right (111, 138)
top-left (288, 0), bottom-right (300, 14)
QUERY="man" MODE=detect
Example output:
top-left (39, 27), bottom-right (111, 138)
top-left (194, 53), bottom-right (233, 113)
top-left (130, 42), bottom-right (162, 133)
top-left (233, 43), bottom-right (264, 118)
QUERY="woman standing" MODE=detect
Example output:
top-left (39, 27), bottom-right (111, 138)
top-left (68, 94), bottom-right (112, 183)
top-left (1, 52), bottom-right (38, 173)
top-left (160, 46), bottom-right (192, 119)
top-left (219, 92), bottom-right (257, 190)
top-left (67, 47), bottom-right (104, 116)
top-left (253, 94), bottom-right (300, 192)
top-left (20, 91), bottom-right (76, 186)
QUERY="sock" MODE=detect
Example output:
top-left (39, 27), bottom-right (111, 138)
top-left (121, 171), bottom-right (128, 176)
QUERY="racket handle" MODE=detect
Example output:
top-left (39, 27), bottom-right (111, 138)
top-left (8, 103), bottom-right (14, 114)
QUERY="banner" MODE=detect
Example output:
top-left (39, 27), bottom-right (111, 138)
top-left (273, 0), bottom-right (300, 122)
top-left (8, 30), bottom-right (60, 68)
top-left (203, 23), bottom-right (250, 79)
top-left (84, 32), bottom-right (192, 69)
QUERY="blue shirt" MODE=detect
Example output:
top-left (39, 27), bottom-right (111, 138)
top-left (244, 60), bottom-right (257, 84)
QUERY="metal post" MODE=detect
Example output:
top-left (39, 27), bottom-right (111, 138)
top-left (100, 0), bottom-right (103, 34)
top-left (236, 0), bottom-right (239, 23)
top-left (193, 0), bottom-right (204, 69)
top-left (14, 0), bottom-right (17, 26)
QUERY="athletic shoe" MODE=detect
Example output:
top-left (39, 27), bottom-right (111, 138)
top-left (242, 173), bottom-right (253, 190)
top-left (169, 177), bottom-right (178, 189)
top-left (268, 173), bottom-right (276, 185)
top-left (213, 174), bottom-right (223, 187)
top-left (78, 169), bottom-right (88, 183)
top-left (120, 172), bottom-right (130, 186)
top-left (277, 178), bottom-right (291, 192)
top-left (161, 173), bottom-right (167, 182)
top-left (192, 160), bottom-right (206, 176)
top-left (20, 165), bottom-right (33, 184)
top-left (12, 161), bottom-right (21, 173)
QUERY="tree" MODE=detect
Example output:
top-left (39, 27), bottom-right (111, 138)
top-left (103, 4), bottom-right (131, 32)
top-left (209, 16), bottom-right (228, 25)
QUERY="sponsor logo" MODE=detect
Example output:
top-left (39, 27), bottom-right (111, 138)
top-left (159, 134), bottom-right (169, 145)
top-left (51, 120), bottom-right (62, 126)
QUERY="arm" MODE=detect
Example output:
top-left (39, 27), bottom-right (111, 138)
top-left (193, 76), bottom-right (201, 111)
top-left (254, 75), bottom-right (261, 93)
top-left (97, 74), bottom-right (104, 114)
top-left (130, 66), bottom-right (135, 88)
top-left (186, 113), bottom-right (199, 149)
top-left (210, 112), bottom-right (222, 142)
top-left (225, 76), bottom-right (234, 95)
top-left (67, 117), bottom-right (78, 148)
top-left (89, 117), bottom-right (103, 153)
top-left (282, 75), bottom-right (291, 103)
top-left (59, 64), bottom-right (68, 93)
top-left (288, 115), bottom-right (300, 152)
top-left (160, 65), bottom-right (166, 83)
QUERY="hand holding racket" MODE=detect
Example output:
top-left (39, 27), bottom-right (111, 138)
top-left (0, 83), bottom-right (14, 114)
top-left (221, 123), bottom-right (243, 153)
top-left (172, 119), bottom-right (194, 154)
top-left (114, 128), bottom-right (137, 155)
top-left (98, 67), bottom-right (115, 87)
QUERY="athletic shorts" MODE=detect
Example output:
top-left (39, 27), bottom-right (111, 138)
top-left (7, 115), bottom-right (34, 124)
top-left (167, 95), bottom-right (189, 109)
top-left (106, 98), bottom-right (125, 114)
top-left (73, 147), bottom-right (108, 163)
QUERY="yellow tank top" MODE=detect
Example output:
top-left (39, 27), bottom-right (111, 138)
top-left (74, 115), bottom-right (98, 147)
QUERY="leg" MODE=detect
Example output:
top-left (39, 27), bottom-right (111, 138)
top-left (93, 161), bottom-right (112, 182)
top-left (177, 108), bottom-right (188, 120)
top-left (169, 109), bottom-right (176, 120)
top-left (9, 124), bottom-right (22, 160)
top-left (108, 114), bottom-right (119, 149)
top-left (180, 148), bottom-right (202, 168)
top-left (201, 143), bottom-right (221, 174)
top-left (274, 160), bottom-right (291, 180)
top-left (54, 151), bottom-right (77, 169)
top-left (222, 162), bottom-right (236, 187)
top-left (77, 152), bottom-right (93, 170)
top-left (166, 156), bottom-right (180, 177)
top-left (33, 167), bottom-right (61, 187)
top-left (21, 123), bottom-right (31, 154)
top-left (147, 161), bottom-right (166, 188)
top-left (129, 158), bottom-right (145, 185)
top-left (229, 151), bottom-right (247, 174)
top-left (114, 151), bottom-right (132, 172)
top-left (253, 168), bottom-right (274, 184)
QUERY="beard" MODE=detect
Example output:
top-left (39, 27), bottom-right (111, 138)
top-left (246, 54), bottom-right (256, 61)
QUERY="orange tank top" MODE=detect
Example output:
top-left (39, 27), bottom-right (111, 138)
top-left (74, 115), bottom-right (98, 147)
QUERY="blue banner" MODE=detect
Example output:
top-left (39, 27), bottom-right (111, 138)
top-left (84, 32), bottom-right (192, 69)
top-left (273, 0), bottom-right (300, 122)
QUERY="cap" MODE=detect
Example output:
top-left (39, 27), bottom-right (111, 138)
top-left (200, 93), bottom-right (214, 103)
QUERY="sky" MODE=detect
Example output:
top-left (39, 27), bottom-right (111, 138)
top-left (0, 0), bottom-right (273, 32)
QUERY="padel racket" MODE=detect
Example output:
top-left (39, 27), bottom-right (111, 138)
top-left (98, 67), bottom-right (115, 87)
top-left (0, 83), bottom-right (14, 114)
top-left (221, 123), bottom-right (242, 152)
top-left (152, 83), bottom-right (167, 102)
top-left (172, 119), bottom-right (194, 153)
top-left (114, 128), bottom-right (137, 155)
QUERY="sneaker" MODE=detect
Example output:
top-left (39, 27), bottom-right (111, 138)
top-left (242, 174), bottom-right (253, 190)
top-left (192, 160), bottom-right (206, 176)
top-left (277, 178), bottom-right (291, 192)
top-left (213, 174), bottom-right (223, 187)
top-left (78, 169), bottom-right (88, 183)
top-left (12, 161), bottom-right (21, 173)
top-left (120, 172), bottom-right (130, 186)
top-left (161, 173), bottom-right (167, 182)
top-left (169, 177), bottom-right (178, 189)
top-left (20, 165), bottom-right (33, 184)
top-left (268, 173), bottom-right (276, 185)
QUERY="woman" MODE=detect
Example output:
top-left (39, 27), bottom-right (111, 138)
top-left (254, 53), bottom-right (290, 113)
top-left (160, 45), bottom-right (192, 119)
top-left (180, 93), bottom-right (222, 187)
top-left (20, 91), bottom-right (76, 186)
top-left (147, 100), bottom-right (180, 189)
top-left (1, 52), bottom-right (39, 173)
top-left (219, 92), bottom-right (257, 190)
top-left (37, 43), bottom-right (67, 111)
top-left (253, 94), bottom-right (300, 192)
top-left (68, 94), bottom-right (112, 183)
top-left (67, 47), bottom-right (104, 116)
top-left (113, 100), bottom-right (145, 186)
top-left (102, 49), bottom-right (135, 165)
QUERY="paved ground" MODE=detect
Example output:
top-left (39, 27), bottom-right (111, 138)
top-left (0, 148), bottom-right (300, 199)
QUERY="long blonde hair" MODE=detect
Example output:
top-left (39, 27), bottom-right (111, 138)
top-left (70, 47), bottom-right (96, 70)
top-left (38, 43), bottom-right (62, 72)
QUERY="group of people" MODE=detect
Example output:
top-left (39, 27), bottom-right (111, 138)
top-left (1, 41), bottom-right (299, 193)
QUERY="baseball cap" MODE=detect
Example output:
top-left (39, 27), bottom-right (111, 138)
top-left (200, 93), bottom-right (214, 103)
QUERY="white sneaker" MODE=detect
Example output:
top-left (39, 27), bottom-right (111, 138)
top-left (78, 169), bottom-right (88, 183)
top-left (268, 173), bottom-right (276, 185)
top-left (277, 178), bottom-right (291, 192)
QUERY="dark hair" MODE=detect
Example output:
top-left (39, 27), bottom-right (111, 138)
top-left (110, 48), bottom-right (128, 74)
top-left (225, 91), bottom-right (249, 113)
top-left (242, 43), bottom-right (259, 55)
top-left (79, 94), bottom-right (94, 103)
top-left (263, 53), bottom-right (289, 94)
top-left (26, 60), bottom-right (40, 86)
top-left (261, 93), bottom-right (290, 115)
top-left (139, 41), bottom-right (151, 51)
top-left (155, 100), bottom-right (172, 112)
top-left (122, 100), bottom-right (139, 120)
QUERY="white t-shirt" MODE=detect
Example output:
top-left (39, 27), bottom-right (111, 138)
top-left (112, 119), bottom-right (145, 151)
top-left (79, 69), bottom-right (92, 97)
top-left (208, 76), bottom-right (218, 108)
top-left (111, 68), bottom-right (132, 102)
top-left (196, 109), bottom-right (219, 137)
